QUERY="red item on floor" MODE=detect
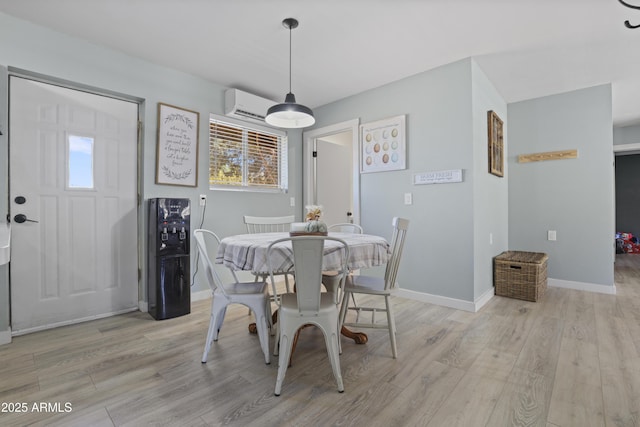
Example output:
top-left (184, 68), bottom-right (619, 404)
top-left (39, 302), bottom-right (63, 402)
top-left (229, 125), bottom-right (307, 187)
top-left (616, 232), bottom-right (640, 254)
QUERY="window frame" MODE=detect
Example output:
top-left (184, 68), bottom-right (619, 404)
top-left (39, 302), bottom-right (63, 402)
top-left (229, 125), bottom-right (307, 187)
top-left (209, 114), bottom-right (288, 193)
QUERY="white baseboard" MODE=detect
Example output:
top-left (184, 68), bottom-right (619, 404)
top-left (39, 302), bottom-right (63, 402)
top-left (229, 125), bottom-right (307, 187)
top-left (474, 288), bottom-right (495, 311)
top-left (548, 278), bottom-right (616, 295)
top-left (397, 277), bottom-right (616, 314)
top-left (0, 328), bottom-right (11, 345)
top-left (11, 307), bottom-right (139, 337)
top-left (396, 288), bottom-right (481, 312)
top-left (191, 289), bottom-right (211, 302)
top-left (138, 290), bottom-right (211, 313)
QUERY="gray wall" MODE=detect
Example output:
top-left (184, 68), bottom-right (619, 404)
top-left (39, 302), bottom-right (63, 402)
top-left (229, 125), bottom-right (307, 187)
top-left (615, 154), bottom-right (640, 237)
top-left (311, 58), bottom-right (508, 302)
top-left (614, 124), bottom-right (640, 146)
top-left (471, 61), bottom-right (509, 301)
top-left (0, 12), bottom-right (300, 335)
top-left (508, 85), bottom-right (615, 287)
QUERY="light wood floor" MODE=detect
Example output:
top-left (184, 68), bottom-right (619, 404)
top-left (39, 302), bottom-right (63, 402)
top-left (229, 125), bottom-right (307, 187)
top-left (2, 256), bottom-right (640, 427)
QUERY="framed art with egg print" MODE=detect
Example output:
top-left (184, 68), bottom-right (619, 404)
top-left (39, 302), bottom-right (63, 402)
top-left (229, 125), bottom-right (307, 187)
top-left (360, 115), bottom-right (406, 173)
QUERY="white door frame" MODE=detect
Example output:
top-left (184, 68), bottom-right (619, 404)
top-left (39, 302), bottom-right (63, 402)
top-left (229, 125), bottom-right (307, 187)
top-left (303, 119), bottom-right (360, 224)
top-left (6, 68), bottom-right (144, 332)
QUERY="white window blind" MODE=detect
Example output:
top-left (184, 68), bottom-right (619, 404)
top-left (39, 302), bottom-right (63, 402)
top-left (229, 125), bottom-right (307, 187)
top-left (209, 115), bottom-right (288, 192)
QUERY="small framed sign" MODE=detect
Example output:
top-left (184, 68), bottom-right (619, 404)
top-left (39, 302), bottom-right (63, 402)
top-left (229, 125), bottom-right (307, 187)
top-left (156, 103), bottom-right (199, 187)
top-left (413, 169), bottom-right (463, 185)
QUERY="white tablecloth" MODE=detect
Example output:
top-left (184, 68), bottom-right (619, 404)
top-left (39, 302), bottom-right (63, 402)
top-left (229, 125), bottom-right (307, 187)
top-left (216, 232), bottom-right (390, 274)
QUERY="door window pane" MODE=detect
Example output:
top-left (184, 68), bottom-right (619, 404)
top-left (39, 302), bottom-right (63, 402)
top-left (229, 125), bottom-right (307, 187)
top-left (68, 135), bottom-right (94, 188)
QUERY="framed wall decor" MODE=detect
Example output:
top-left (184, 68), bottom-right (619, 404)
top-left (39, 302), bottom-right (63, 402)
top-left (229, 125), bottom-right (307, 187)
top-left (360, 115), bottom-right (406, 173)
top-left (488, 110), bottom-right (504, 177)
top-left (156, 102), bottom-right (199, 187)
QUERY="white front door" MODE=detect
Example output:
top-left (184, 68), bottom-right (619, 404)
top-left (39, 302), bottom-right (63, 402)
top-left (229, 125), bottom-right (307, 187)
top-left (9, 77), bottom-right (139, 334)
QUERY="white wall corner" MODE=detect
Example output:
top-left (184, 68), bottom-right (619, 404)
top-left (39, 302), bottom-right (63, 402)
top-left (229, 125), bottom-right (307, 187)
top-left (0, 327), bottom-right (12, 345)
top-left (474, 288), bottom-right (495, 312)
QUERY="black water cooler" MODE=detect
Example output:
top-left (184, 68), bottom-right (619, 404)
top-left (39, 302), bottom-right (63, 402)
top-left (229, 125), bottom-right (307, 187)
top-left (148, 198), bottom-right (191, 320)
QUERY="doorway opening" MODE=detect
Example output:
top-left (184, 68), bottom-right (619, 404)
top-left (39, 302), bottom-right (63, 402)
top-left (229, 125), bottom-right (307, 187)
top-left (303, 119), bottom-right (360, 227)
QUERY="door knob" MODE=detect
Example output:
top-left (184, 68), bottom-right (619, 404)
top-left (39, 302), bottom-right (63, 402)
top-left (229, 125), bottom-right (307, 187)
top-left (14, 214), bottom-right (39, 224)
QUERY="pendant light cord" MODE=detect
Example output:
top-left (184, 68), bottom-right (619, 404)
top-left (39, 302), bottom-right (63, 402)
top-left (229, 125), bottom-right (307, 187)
top-left (288, 23), bottom-right (292, 93)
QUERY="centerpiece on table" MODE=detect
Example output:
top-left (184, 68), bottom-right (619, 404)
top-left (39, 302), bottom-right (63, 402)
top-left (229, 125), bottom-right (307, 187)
top-left (290, 205), bottom-right (328, 236)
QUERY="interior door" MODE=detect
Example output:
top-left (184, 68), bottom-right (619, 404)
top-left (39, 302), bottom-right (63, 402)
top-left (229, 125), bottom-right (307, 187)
top-left (315, 132), bottom-right (354, 227)
top-left (9, 77), bottom-right (139, 334)
top-left (304, 119), bottom-right (360, 228)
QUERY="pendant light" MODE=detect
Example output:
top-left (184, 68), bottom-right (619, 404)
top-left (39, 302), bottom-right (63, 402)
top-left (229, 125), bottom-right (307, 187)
top-left (265, 18), bottom-right (315, 129)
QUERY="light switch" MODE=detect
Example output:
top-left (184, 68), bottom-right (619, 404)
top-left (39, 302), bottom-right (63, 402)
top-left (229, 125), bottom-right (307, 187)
top-left (548, 230), bottom-right (557, 241)
top-left (404, 193), bottom-right (413, 205)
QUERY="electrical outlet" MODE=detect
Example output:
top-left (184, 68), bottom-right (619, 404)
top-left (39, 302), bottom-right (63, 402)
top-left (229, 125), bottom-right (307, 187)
top-left (199, 194), bottom-right (207, 206)
top-left (548, 230), bottom-right (556, 241)
top-left (290, 197), bottom-right (295, 207)
top-left (404, 193), bottom-right (413, 205)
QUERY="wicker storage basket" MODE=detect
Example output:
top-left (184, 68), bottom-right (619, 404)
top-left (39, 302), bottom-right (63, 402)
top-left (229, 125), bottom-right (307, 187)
top-left (494, 251), bottom-right (548, 302)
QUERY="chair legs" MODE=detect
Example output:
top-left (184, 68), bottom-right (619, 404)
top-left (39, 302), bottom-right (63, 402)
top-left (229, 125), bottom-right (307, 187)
top-left (202, 297), bottom-right (271, 365)
top-left (274, 324), bottom-right (295, 396)
top-left (338, 290), bottom-right (350, 331)
top-left (254, 307), bottom-right (271, 365)
top-left (339, 291), bottom-right (398, 359)
top-left (254, 272), bottom-right (292, 334)
top-left (385, 295), bottom-right (398, 359)
top-left (323, 316), bottom-right (344, 393)
top-left (202, 297), bottom-right (228, 363)
top-left (274, 317), bottom-right (344, 396)
top-left (273, 321), bottom-right (280, 356)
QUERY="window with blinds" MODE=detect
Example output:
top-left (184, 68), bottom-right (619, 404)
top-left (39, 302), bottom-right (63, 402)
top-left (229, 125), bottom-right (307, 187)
top-left (209, 115), bottom-right (288, 191)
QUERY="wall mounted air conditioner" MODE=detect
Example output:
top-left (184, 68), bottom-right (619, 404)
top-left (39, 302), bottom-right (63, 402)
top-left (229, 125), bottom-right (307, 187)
top-left (224, 88), bottom-right (276, 124)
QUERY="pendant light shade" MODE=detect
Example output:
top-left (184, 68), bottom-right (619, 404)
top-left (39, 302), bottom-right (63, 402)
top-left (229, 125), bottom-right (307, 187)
top-left (265, 18), bottom-right (315, 129)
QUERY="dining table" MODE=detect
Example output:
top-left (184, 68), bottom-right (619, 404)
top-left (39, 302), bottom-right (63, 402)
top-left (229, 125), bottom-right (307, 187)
top-left (215, 231), bottom-right (391, 344)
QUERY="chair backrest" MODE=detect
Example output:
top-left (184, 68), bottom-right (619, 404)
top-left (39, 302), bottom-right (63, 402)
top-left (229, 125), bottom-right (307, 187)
top-left (384, 217), bottom-right (409, 291)
top-left (267, 236), bottom-right (350, 313)
top-left (244, 215), bottom-right (295, 233)
top-left (193, 229), bottom-right (238, 297)
top-left (328, 223), bottom-right (363, 234)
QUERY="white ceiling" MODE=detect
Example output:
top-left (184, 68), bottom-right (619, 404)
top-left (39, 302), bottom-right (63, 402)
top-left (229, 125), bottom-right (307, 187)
top-left (2, 0), bottom-right (639, 126)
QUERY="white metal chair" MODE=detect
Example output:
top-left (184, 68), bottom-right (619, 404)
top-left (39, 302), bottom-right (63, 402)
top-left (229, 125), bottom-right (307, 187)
top-left (244, 215), bottom-right (295, 233)
top-left (268, 236), bottom-right (350, 396)
top-left (243, 215), bottom-right (296, 294)
top-left (322, 223), bottom-right (363, 294)
top-left (193, 229), bottom-right (271, 365)
top-left (243, 215), bottom-right (296, 327)
top-left (338, 217), bottom-right (409, 359)
top-left (328, 223), bottom-right (363, 234)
